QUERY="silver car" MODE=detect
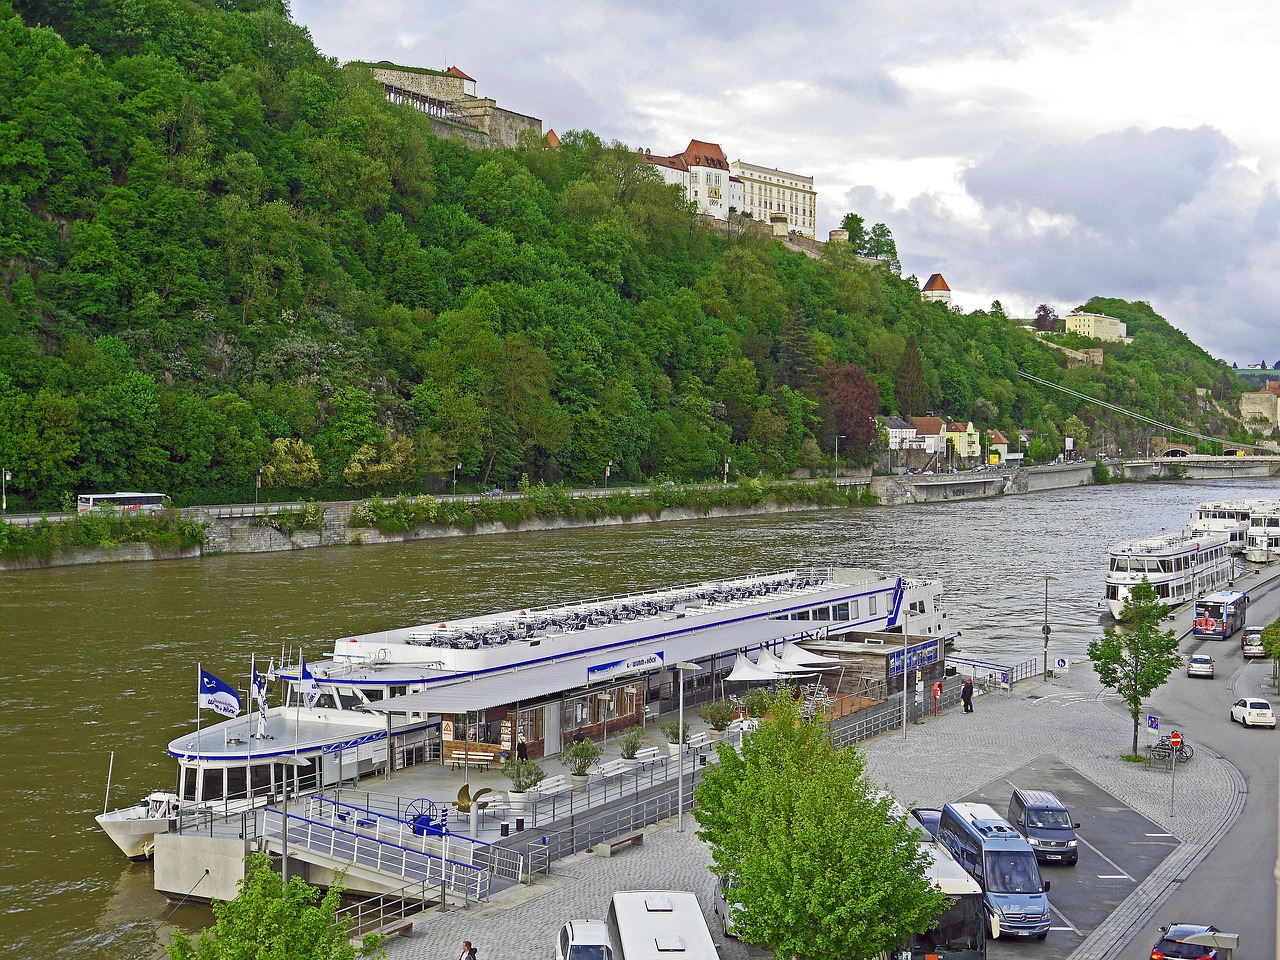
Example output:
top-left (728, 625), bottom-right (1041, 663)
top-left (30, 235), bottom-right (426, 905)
top-left (1186, 654), bottom-right (1215, 679)
top-left (712, 876), bottom-right (741, 937)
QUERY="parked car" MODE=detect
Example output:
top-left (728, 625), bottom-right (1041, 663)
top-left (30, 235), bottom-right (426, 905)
top-left (1186, 654), bottom-right (1215, 679)
top-left (555, 920), bottom-right (613, 960)
top-left (1149, 922), bottom-right (1220, 960)
top-left (481, 487), bottom-right (504, 497)
top-left (1007, 788), bottom-right (1079, 864)
top-left (1230, 697), bottom-right (1276, 728)
top-left (1241, 625), bottom-right (1266, 659)
top-left (712, 875), bottom-right (741, 937)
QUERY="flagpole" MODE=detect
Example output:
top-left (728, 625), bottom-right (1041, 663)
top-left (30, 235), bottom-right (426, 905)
top-left (196, 662), bottom-right (203, 756)
top-left (246, 654), bottom-right (255, 806)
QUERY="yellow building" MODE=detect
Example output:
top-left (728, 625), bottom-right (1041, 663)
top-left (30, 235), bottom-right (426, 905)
top-left (946, 421), bottom-right (981, 459)
top-left (1064, 312), bottom-right (1127, 342)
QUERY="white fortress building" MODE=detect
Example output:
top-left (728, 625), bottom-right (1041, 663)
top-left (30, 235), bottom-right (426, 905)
top-left (731, 159), bottom-right (816, 238)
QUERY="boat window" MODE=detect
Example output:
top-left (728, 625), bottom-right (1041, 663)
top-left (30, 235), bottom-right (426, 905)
top-left (796, 609), bottom-right (811, 620)
top-left (182, 766), bottom-right (198, 802)
top-left (226, 766), bottom-right (246, 799)
top-left (391, 685), bottom-right (407, 698)
top-left (361, 688), bottom-right (385, 702)
top-left (336, 687), bottom-right (362, 710)
top-left (814, 606), bottom-right (830, 621)
top-left (251, 764), bottom-right (272, 794)
top-left (202, 768), bottom-right (225, 801)
top-left (869, 595), bottom-right (877, 615)
top-left (834, 603), bottom-right (849, 620)
top-left (850, 599), bottom-right (858, 619)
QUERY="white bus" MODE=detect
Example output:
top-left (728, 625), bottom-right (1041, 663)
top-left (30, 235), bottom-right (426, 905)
top-left (605, 891), bottom-right (719, 960)
top-left (76, 492), bottom-right (169, 515)
top-left (907, 839), bottom-right (986, 960)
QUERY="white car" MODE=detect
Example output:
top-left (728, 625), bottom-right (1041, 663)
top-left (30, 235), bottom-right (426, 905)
top-left (1186, 654), bottom-right (1215, 679)
top-left (556, 920), bottom-right (613, 960)
top-left (712, 876), bottom-right (741, 937)
top-left (1231, 698), bottom-right (1276, 728)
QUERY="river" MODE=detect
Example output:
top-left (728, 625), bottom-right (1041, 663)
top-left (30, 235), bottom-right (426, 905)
top-left (4, 477), bottom-right (1277, 960)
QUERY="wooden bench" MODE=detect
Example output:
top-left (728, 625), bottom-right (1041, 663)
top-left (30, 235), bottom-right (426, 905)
top-left (595, 832), bottom-right (644, 857)
top-left (593, 758), bottom-right (632, 779)
top-left (634, 746), bottom-right (665, 767)
top-left (375, 918), bottom-right (414, 938)
top-left (449, 750), bottom-right (496, 771)
top-left (534, 774), bottom-right (570, 800)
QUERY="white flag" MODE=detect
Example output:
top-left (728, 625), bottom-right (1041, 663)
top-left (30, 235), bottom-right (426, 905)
top-left (298, 655), bottom-right (320, 708)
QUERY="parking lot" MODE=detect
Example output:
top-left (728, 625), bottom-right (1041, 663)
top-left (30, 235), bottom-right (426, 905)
top-left (960, 757), bottom-right (1179, 960)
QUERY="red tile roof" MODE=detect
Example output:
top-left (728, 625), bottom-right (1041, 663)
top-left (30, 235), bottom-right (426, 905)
top-left (909, 416), bottom-right (946, 435)
top-left (1262, 380), bottom-right (1280, 397)
top-left (922, 273), bottom-right (950, 292)
top-left (989, 429), bottom-right (1009, 444)
top-left (446, 65), bottom-right (476, 82)
top-left (642, 138), bottom-right (731, 173)
top-left (544, 129), bottom-right (561, 149)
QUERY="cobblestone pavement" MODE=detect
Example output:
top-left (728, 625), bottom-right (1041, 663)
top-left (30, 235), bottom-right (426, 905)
top-left (382, 663), bottom-right (1239, 960)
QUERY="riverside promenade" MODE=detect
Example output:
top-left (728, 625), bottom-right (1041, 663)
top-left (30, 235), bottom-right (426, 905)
top-left (379, 660), bottom-right (1240, 960)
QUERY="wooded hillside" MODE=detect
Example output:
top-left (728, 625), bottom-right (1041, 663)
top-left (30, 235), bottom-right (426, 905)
top-left (0, 0), bottom-right (1254, 510)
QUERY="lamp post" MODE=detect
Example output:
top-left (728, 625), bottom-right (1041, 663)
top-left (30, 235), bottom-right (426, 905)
top-left (598, 692), bottom-right (612, 741)
top-left (1, 468), bottom-right (8, 513)
top-left (835, 434), bottom-right (845, 481)
top-left (255, 466), bottom-right (264, 507)
top-left (901, 597), bottom-right (910, 739)
top-left (453, 461), bottom-right (460, 497)
top-left (605, 459), bottom-right (612, 490)
top-left (723, 457), bottom-right (730, 486)
top-left (1042, 575), bottom-right (1057, 680)
top-left (674, 661), bottom-right (701, 832)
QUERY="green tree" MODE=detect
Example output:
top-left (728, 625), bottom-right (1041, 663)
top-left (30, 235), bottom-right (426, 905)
top-left (1261, 618), bottom-right (1280, 687)
top-left (694, 692), bottom-right (946, 960)
top-left (264, 437), bottom-right (320, 488)
top-left (1087, 580), bottom-right (1182, 756)
top-left (166, 851), bottom-right (384, 960)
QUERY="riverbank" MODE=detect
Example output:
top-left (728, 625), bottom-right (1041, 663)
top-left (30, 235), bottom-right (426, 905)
top-left (1, 457), bottom-right (1272, 571)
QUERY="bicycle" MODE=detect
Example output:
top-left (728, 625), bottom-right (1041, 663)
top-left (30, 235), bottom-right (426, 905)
top-left (1149, 735), bottom-right (1193, 762)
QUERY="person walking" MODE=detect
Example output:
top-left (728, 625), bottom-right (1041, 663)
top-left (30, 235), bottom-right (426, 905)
top-left (961, 678), bottom-right (974, 713)
top-left (459, 940), bottom-right (478, 960)
top-left (516, 736), bottom-right (528, 761)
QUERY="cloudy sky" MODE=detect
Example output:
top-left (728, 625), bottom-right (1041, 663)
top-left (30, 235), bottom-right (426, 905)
top-left (292, 0), bottom-right (1280, 366)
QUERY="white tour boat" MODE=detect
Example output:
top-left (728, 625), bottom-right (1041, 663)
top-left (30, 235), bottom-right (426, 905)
top-left (1244, 503), bottom-right (1280, 563)
top-left (95, 792), bottom-right (198, 861)
top-left (1104, 530), bottom-right (1234, 619)
top-left (1189, 499), bottom-right (1280, 553)
top-left (97, 567), bottom-right (949, 863)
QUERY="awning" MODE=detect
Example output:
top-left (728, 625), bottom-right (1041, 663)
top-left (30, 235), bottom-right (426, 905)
top-left (724, 651), bottom-right (778, 683)
top-left (779, 640), bottom-right (845, 667)
top-left (756, 646), bottom-right (819, 676)
top-left (365, 617), bottom-right (817, 717)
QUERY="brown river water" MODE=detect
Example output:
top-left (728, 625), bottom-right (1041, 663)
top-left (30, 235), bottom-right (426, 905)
top-left (3, 478), bottom-right (1277, 960)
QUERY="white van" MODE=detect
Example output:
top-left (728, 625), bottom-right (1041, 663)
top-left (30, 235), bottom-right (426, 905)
top-left (1242, 626), bottom-right (1267, 659)
top-left (605, 891), bottom-right (719, 960)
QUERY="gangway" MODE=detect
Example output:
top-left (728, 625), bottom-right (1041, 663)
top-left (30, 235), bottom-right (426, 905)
top-left (261, 808), bottom-right (491, 904)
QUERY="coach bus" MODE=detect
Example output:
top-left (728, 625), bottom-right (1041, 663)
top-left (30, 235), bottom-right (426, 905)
top-left (1192, 589), bottom-right (1248, 640)
top-left (76, 492), bottom-right (169, 515)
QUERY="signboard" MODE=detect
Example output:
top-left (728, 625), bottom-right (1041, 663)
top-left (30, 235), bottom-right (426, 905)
top-left (588, 651), bottom-right (664, 683)
top-left (887, 639), bottom-right (940, 678)
top-left (1170, 730), bottom-right (1182, 749)
top-left (1147, 715), bottom-right (1159, 731)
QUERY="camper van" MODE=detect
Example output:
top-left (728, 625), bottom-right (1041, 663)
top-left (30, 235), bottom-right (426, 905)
top-left (937, 802), bottom-right (1052, 939)
top-left (605, 891), bottom-right (719, 960)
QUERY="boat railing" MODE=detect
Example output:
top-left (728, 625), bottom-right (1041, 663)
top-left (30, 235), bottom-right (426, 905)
top-left (262, 807), bottom-right (491, 902)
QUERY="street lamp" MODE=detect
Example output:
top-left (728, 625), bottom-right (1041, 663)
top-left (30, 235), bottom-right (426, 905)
top-left (674, 661), bottom-right (702, 832)
top-left (255, 466), bottom-right (264, 507)
top-left (1, 468), bottom-right (9, 513)
top-left (901, 598), bottom-right (910, 739)
top-left (723, 456), bottom-right (731, 486)
top-left (453, 461), bottom-right (460, 497)
top-left (1042, 575), bottom-right (1058, 680)
top-left (598, 692), bottom-right (613, 740)
top-left (605, 459), bottom-right (612, 490)
top-left (835, 434), bottom-right (845, 482)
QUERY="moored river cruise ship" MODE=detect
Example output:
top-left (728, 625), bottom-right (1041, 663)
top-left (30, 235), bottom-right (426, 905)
top-left (96, 566), bottom-right (950, 865)
top-left (1104, 531), bottom-right (1234, 620)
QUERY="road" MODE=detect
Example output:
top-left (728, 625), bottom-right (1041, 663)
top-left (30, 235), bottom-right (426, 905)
top-left (1118, 573), bottom-right (1280, 958)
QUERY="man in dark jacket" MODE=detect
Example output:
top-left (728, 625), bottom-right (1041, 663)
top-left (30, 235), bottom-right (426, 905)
top-left (961, 678), bottom-right (974, 713)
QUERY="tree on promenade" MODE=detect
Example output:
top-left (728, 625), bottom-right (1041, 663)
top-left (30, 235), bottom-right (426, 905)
top-left (1088, 580), bottom-right (1182, 757)
top-left (693, 691), bottom-right (945, 960)
top-left (166, 851), bottom-right (384, 960)
top-left (1261, 618), bottom-right (1280, 687)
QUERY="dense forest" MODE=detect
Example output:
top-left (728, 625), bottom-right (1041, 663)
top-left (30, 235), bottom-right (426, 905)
top-left (0, 0), bottom-right (1257, 511)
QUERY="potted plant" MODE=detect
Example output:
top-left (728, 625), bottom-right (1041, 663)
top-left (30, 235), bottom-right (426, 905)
top-left (502, 757), bottom-right (546, 814)
top-left (661, 718), bottom-right (688, 756)
top-left (742, 687), bottom-right (772, 719)
top-left (561, 738), bottom-right (602, 791)
top-left (619, 728), bottom-right (644, 768)
top-left (699, 700), bottom-right (735, 738)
